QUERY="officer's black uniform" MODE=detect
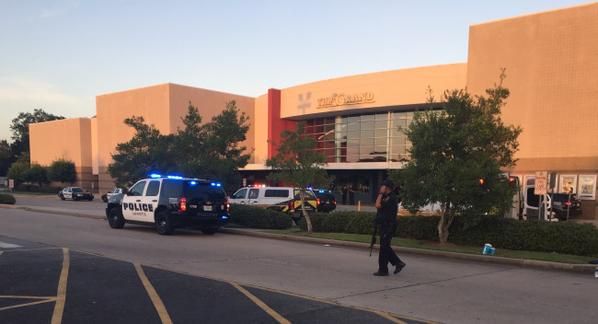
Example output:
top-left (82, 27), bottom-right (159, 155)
top-left (374, 191), bottom-right (405, 275)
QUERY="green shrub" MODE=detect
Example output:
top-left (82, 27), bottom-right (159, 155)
top-left (0, 193), bottom-right (16, 205)
top-left (298, 212), bottom-right (376, 233)
top-left (397, 216), bottom-right (439, 241)
top-left (7, 161), bottom-right (29, 183)
top-left (229, 204), bottom-right (293, 229)
top-left (47, 159), bottom-right (76, 183)
top-left (297, 212), bottom-right (598, 256)
top-left (23, 164), bottom-right (48, 186)
top-left (450, 217), bottom-right (598, 256)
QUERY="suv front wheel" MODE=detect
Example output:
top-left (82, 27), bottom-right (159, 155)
top-left (108, 207), bottom-right (125, 229)
top-left (155, 210), bottom-right (174, 235)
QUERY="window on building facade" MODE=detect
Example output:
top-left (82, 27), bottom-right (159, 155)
top-left (303, 111), bottom-right (414, 163)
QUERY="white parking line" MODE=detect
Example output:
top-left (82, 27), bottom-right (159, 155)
top-left (0, 241), bottom-right (22, 249)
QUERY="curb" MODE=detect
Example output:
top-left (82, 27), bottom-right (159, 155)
top-left (221, 228), bottom-right (597, 274)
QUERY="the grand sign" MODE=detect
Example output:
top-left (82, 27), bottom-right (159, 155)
top-left (317, 92), bottom-right (375, 108)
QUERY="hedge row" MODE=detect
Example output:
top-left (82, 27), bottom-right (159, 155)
top-left (298, 212), bottom-right (598, 256)
top-left (0, 193), bottom-right (16, 205)
top-left (229, 204), bottom-right (293, 229)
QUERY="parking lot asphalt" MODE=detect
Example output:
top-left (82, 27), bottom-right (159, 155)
top-left (0, 236), bottom-right (424, 324)
top-left (13, 194), bottom-right (106, 214)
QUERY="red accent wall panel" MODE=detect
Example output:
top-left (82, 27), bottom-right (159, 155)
top-left (267, 88), bottom-right (296, 158)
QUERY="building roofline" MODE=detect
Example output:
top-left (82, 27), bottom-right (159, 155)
top-left (469, 1), bottom-right (597, 27)
top-left (167, 82), bottom-right (255, 100)
top-left (96, 82), bottom-right (255, 99)
top-left (28, 117), bottom-right (91, 127)
top-left (274, 62), bottom-right (467, 92)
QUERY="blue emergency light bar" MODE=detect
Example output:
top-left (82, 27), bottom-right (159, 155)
top-left (149, 173), bottom-right (184, 180)
top-left (148, 173), bottom-right (221, 186)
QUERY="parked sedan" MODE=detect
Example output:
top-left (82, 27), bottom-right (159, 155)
top-left (58, 187), bottom-right (94, 201)
top-left (101, 187), bottom-right (123, 203)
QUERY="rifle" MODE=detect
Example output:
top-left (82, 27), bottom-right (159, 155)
top-left (369, 224), bottom-right (378, 256)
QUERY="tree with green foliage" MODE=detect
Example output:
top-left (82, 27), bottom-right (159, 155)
top-left (109, 101), bottom-right (250, 191)
top-left (266, 123), bottom-right (328, 233)
top-left (10, 109), bottom-right (64, 159)
top-left (47, 159), bottom-right (77, 184)
top-left (0, 140), bottom-right (11, 176)
top-left (393, 73), bottom-right (521, 244)
top-left (196, 101), bottom-right (251, 191)
top-left (23, 163), bottom-right (48, 187)
top-left (7, 161), bottom-right (30, 184)
top-left (109, 117), bottom-right (176, 187)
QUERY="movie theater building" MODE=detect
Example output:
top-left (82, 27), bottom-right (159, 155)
top-left (29, 3), bottom-right (598, 218)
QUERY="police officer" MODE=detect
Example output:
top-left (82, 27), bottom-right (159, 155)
top-left (373, 179), bottom-right (406, 276)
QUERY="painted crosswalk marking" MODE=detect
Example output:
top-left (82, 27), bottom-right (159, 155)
top-left (0, 241), bottom-right (22, 249)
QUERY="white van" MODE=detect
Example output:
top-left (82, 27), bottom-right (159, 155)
top-left (522, 176), bottom-right (556, 221)
top-left (229, 186), bottom-right (318, 213)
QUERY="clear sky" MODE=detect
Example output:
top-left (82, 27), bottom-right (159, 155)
top-left (0, 0), bottom-right (590, 141)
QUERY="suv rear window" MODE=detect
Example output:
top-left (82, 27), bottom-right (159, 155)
top-left (264, 189), bottom-right (289, 198)
top-left (161, 179), bottom-right (226, 201)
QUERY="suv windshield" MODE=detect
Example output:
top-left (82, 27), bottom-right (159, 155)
top-left (72, 188), bottom-right (83, 192)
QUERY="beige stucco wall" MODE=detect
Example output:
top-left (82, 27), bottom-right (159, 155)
top-left (280, 64), bottom-right (467, 119)
top-left (168, 83), bottom-right (256, 161)
top-left (29, 117), bottom-right (95, 190)
top-left (96, 84), bottom-right (171, 191)
top-left (467, 3), bottom-right (598, 170)
top-left (95, 83), bottom-right (255, 192)
top-left (30, 118), bottom-right (92, 167)
top-left (91, 117), bottom-right (98, 175)
top-left (252, 94), bottom-right (269, 164)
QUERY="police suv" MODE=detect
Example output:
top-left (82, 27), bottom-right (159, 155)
top-left (105, 174), bottom-right (229, 235)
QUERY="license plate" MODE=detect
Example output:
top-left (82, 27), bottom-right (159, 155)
top-left (203, 205), bottom-right (213, 211)
top-left (189, 204), bottom-right (198, 209)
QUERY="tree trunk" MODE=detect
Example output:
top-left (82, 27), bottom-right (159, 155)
top-left (300, 190), bottom-right (313, 233)
top-left (437, 203), bottom-right (455, 244)
top-left (437, 213), bottom-right (449, 244)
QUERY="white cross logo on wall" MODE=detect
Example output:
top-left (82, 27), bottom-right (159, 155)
top-left (297, 92), bottom-right (311, 114)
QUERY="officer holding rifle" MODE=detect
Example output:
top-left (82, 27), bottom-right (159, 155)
top-left (372, 180), bottom-right (406, 276)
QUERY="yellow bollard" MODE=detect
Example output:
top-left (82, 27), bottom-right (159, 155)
top-left (357, 200), bottom-right (361, 212)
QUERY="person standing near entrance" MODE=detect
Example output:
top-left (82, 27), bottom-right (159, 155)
top-left (341, 185), bottom-right (348, 205)
top-left (349, 185), bottom-right (355, 205)
top-left (373, 180), bottom-right (406, 276)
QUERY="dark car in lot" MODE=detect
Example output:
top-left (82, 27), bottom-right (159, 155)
top-left (550, 193), bottom-right (582, 220)
top-left (314, 189), bottom-right (336, 213)
top-left (58, 187), bottom-right (94, 201)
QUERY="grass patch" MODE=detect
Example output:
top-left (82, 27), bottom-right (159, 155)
top-left (263, 229), bottom-right (595, 264)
